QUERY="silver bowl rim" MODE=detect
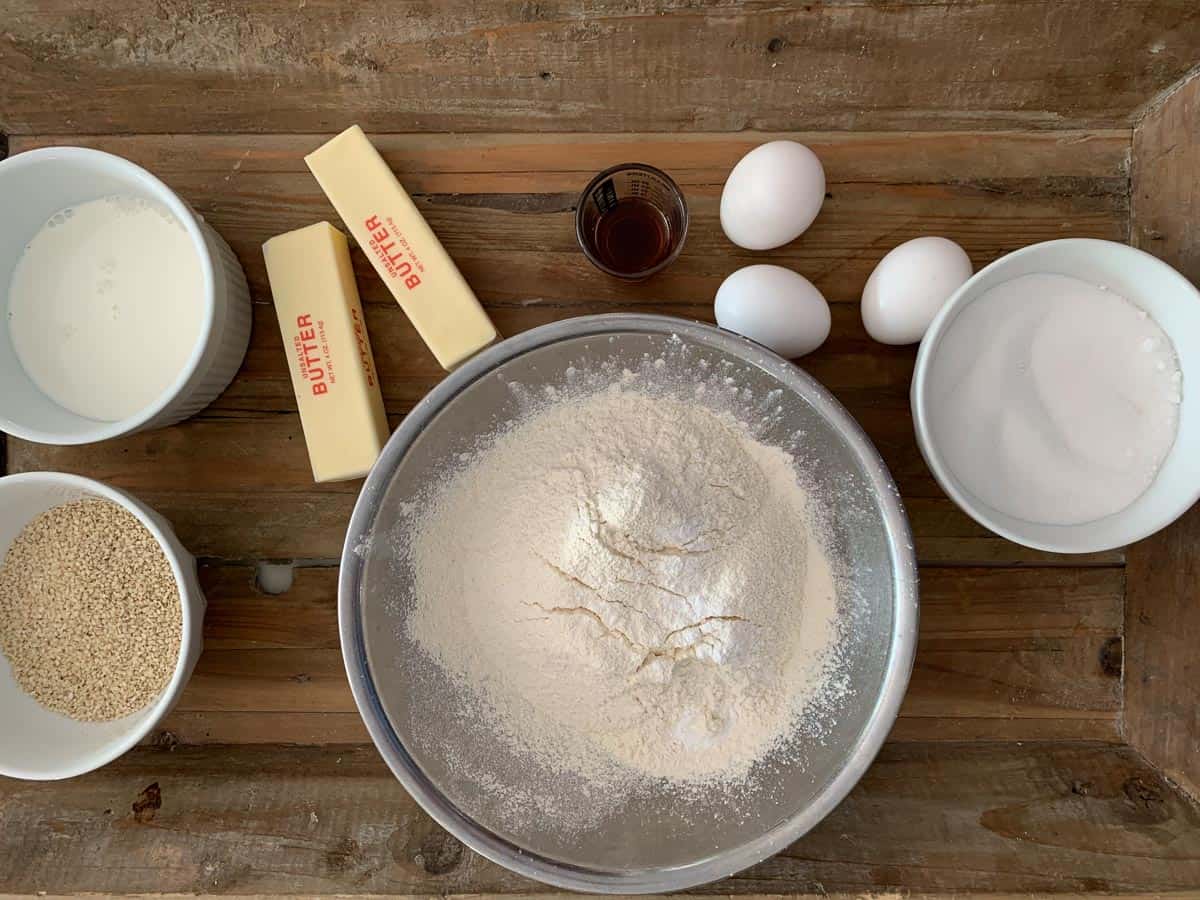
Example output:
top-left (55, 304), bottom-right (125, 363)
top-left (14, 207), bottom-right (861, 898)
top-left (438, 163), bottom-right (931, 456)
top-left (337, 313), bottom-right (919, 893)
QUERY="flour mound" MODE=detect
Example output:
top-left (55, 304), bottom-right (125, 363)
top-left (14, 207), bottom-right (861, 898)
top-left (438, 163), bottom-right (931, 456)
top-left (407, 387), bottom-right (840, 784)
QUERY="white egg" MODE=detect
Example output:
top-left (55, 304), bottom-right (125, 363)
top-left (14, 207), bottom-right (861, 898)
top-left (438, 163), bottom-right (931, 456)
top-left (714, 265), bottom-right (831, 358)
top-left (861, 237), bottom-right (973, 345)
top-left (720, 141), bottom-right (825, 250)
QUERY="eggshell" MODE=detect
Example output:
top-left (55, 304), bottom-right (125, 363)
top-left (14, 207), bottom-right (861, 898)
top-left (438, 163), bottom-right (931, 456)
top-left (714, 265), bottom-right (831, 358)
top-left (720, 141), bottom-right (826, 251)
top-left (861, 237), bottom-right (973, 345)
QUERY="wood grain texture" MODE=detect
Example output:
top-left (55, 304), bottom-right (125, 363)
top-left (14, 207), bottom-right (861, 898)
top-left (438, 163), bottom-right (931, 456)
top-left (6, 130), bottom-right (1133, 185)
top-left (1, 2), bottom-right (1197, 135)
top-left (6, 131), bottom-right (1133, 305)
top-left (2, 743), bottom-right (1198, 894)
top-left (139, 565), bottom-right (1120, 746)
top-left (1125, 504), bottom-right (1200, 800)
top-left (4, 131), bottom-right (1129, 565)
top-left (1127, 72), bottom-right (1200, 801)
top-left (1133, 75), bottom-right (1200, 287)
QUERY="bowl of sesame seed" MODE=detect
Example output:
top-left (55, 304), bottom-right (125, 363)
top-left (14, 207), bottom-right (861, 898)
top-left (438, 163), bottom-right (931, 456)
top-left (0, 471), bottom-right (204, 780)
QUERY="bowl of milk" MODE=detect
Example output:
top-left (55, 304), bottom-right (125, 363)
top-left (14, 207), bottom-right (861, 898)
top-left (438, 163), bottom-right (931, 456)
top-left (0, 147), bottom-right (251, 444)
top-left (912, 238), bottom-right (1200, 553)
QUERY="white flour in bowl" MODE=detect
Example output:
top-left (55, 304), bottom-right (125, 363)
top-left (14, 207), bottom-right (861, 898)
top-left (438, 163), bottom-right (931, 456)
top-left (406, 384), bottom-right (842, 785)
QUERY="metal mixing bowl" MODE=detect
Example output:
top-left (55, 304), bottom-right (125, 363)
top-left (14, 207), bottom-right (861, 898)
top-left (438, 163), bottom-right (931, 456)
top-left (338, 314), bottom-right (918, 892)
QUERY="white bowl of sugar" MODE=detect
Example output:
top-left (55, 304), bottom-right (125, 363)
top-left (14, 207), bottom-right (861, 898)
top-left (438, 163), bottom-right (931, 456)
top-left (0, 147), bottom-right (251, 445)
top-left (913, 238), bottom-right (1200, 554)
top-left (0, 472), bottom-right (205, 780)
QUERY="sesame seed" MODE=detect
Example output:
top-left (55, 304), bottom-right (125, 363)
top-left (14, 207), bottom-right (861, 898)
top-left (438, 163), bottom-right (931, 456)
top-left (0, 498), bottom-right (182, 722)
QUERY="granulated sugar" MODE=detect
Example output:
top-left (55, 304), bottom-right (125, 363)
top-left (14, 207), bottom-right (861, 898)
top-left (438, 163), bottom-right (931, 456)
top-left (0, 498), bottom-right (181, 721)
top-left (928, 273), bottom-right (1182, 525)
top-left (406, 385), bottom-right (842, 786)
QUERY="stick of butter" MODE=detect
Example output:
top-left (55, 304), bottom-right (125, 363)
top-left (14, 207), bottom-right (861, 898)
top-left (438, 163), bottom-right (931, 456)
top-left (262, 222), bottom-right (389, 483)
top-left (305, 125), bottom-right (499, 370)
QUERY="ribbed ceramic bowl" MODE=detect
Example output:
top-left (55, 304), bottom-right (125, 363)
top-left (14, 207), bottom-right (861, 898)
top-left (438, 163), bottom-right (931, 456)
top-left (0, 147), bottom-right (251, 445)
top-left (339, 314), bottom-right (918, 893)
top-left (0, 472), bottom-right (205, 780)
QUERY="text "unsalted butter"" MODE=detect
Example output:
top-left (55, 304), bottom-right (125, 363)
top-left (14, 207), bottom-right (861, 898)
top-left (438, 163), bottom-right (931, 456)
top-left (263, 222), bottom-right (389, 483)
top-left (305, 126), bottom-right (499, 370)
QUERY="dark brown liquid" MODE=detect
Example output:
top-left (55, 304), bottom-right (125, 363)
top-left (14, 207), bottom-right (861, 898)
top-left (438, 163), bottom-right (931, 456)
top-left (593, 198), bottom-right (672, 274)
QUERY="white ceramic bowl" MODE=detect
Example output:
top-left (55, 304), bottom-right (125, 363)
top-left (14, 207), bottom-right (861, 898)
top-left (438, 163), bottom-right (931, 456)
top-left (0, 472), bottom-right (205, 780)
top-left (913, 238), bottom-right (1200, 554)
top-left (0, 147), bottom-right (252, 445)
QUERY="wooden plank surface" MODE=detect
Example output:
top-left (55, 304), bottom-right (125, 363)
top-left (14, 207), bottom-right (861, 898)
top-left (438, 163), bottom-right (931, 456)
top-left (4, 130), bottom-right (1130, 566)
top-left (141, 565), bottom-right (1122, 746)
top-left (5, 131), bottom-right (1133, 304)
top-left (1133, 74), bottom-right (1200, 278)
top-left (2, 742), bottom-right (1198, 894)
top-left (1128, 73), bottom-right (1200, 801)
top-left (1, 2), bottom-right (1197, 135)
top-left (3, 113), bottom-right (1184, 893)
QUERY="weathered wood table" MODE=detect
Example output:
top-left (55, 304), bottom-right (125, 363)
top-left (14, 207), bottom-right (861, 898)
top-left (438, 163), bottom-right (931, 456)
top-left (3, 2), bottom-right (1200, 894)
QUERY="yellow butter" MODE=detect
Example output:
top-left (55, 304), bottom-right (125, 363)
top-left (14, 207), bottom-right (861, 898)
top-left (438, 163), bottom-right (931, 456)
top-left (262, 222), bottom-right (389, 483)
top-left (305, 125), bottom-right (499, 370)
